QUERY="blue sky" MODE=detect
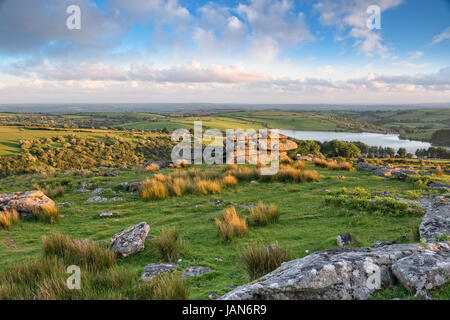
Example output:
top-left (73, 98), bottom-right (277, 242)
top-left (0, 0), bottom-right (449, 104)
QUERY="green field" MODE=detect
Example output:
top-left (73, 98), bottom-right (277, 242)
top-left (0, 162), bottom-right (448, 299)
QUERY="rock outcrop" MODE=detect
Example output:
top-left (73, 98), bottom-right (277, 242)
top-left (0, 190), bottom-right (55, 216)
top-left (110, 222), bottom-right (150, 258)
top-left (220, 244), bottom-right (421, 300)
top-left (419, 201), bottom-right (450, 241)
top-left (392, 242), bottom-right (450, 299)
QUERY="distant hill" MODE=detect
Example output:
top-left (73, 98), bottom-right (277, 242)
top-left (431, 129), bottom-right (450, 147)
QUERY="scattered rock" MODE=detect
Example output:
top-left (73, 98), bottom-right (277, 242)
top-left (249, 180), bottom-right (257, 186)
top-left (372, 241), bottom-right (398, 248)
top-left (419, 201), bottom-right (450, 241)
top-left (356, 159), bottom-right (378, 172)
top-left (91, 188), bottom-right (104, 195)
top-left (140, 263), bottom-right (178, 281)
top-left (109, 222), bottom-right (150, 258)
top-left (4, 238), bottom-right (17, 249)
top-left (392, 242), bottom-right (450, 299)
top-left (85, 196), bottom-right (108, 203)
top-left (336, 233), bottom-right (354, 248)
top-left (182, 266), bottom-right (213, 278)
top-left (128, 182), bottom-right (142, 192)
top-left (0, 190), bottom-right (56, 216)
top-left (426, 182), bottom-right (450, 191)
top-left (99, 211), bottom-right (120, 218)
top-left (372, 167), bottom-right (392, 177)
top-left (107, 170), bottom-right (119, 177)
top-left (215, 199), bottom-right (224, 206)
top-left (207, 293), bottom-right (219, 300)
top-left (76, 182), bottom-right (97, 193)
top-left (115, 182), bottom-right (129, 191)
top-left (109, 197), bottom-right (123, 202)
top-left (56, 202), bottom-right (72, 207)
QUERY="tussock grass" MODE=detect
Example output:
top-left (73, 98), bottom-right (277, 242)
top-left (145, 163), bottom-right (160, 172)
top-left (242, 242), bottom-right (291, 280)
top-left (215, 207), bottom-right (248, 241)
top-left (42, 233), bottom-right (116, 271)
top-left (32, 205), bottom-right (60, 224)
top-left (294, 160), bottom-right (306, 170)
top-left (139, 178), bottom-right (168, 201)
top-left (436, 165), bottom-right (443, 176)
top-left (32, 183), bottom-right (65, 198)
top-left (153, 173), bottom-right (166, 183)
top-left (227, 166), bottom-right (259, 181)
top-left (314, 159), bottom-right (353, 171)
top-left (196, 179), bottom-right (221, 195)
top-left (0, 209), bottom-right (19, 230)
top-left (136, 272), bottom-right (189, 300)
top-left (223, 175), bottom-right (238, 187)
top-left (250, 201), bottom-right (280, 226)
top-left (155, 227), bottom-right (186, 262)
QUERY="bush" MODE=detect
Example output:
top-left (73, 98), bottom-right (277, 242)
top-left (139, 178), bottom-right (168, 201)
top-left (242, 242), bottom-right (291, 280)
top-left (0, 209), bottom-right (20, 229)
top-left (215, 207), bottom-right (248, 241)
top-left (155, 227), bottom-right (186, 262)
top-left (250, 201), bottom-right (280, 226)
top-left (136, 272), bottom-right (189, 300)
top-left (42, 233), bottom-right (116, 271)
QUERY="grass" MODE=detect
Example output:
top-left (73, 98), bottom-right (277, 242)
top-left (242, 242), bottom-right (291, 280)
top-left (250, 201), bottom-right (280, 226)
top-left (0, 209), bottom-right (20, 229)
top-left (136, 272), bottom-right (190, 300)
top-left (155, 227), bottom-right (186, 262)
top-left (0, 161), bottom-right (447, 299)
top-left (215, 207), bottom-right (248, 241)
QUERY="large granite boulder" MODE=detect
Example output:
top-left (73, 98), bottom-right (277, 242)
top-left (0, 190), bottom-right (55, 216)
top-left (419, 201), bottom-right (450, 241)
top-left (110, 222), bottom-right (150, 258)
top-left (392, 242), bottom-right (450, 299)
top-left (391, 169), bottom-right (417, 180)
top-left (220, 244), bottom-right (420, 300)
top-left (357, 160), bottom-right (378, 172)
top-left (372, 167), bottom-right (392, 177)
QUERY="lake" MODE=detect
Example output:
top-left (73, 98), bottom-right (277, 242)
top-left (276, 130), bottom-right (432, 153)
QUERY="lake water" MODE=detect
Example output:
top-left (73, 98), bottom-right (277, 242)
top-left (276, 130), bottom-right (432, 153)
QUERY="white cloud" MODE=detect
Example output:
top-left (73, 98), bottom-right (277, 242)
top-left (314, 0), bottom-right (404, 57)
top-left (431, 26), bottom-right (450, 45)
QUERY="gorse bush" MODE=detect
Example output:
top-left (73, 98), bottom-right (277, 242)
top-left (136, 272), bottom-right (190, 300)
top-left (242, 242), bottom-right (291, 280)
top-left (155, 227), bottom-right (186, 262)
top-left (215, 207), bottom-right (248, 241)
top-left (0, 209), bottom-right (19, 229)
top-left (42, 233), bottom-right (116, 271)
top-left (250, 201), bottom-right (280, 226)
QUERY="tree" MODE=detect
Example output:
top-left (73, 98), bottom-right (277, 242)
top-left (397, 148), bottom-right (407, 158)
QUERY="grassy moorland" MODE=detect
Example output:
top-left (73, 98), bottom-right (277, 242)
top-left (0, 160), bottom-right (448, 299)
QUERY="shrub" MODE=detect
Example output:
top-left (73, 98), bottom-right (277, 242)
top-left (0, 209), bottom-right (19, 230)
top-left (145, 163), bottom-right (160, 172)
top-left (250, 201), bottom-right (280, 226)
top-left (223, 175), bottom-right (238, 187)
top-left (242, 242), bottom-right (291, 280)
top-left (155, 227), bottom-right (186, 262)
top-left (294, 160), bottom-right (306, 170)
top-left (215, 207), bottom-right (248, 241)
top-left (42, 233), bottom-right (116, 271)
top-left (139, 178), bottom-right (168, 201)
top-left (136, 272), bottom-right (189, 300)
top-left (196, 179), bottom-right (221, 195)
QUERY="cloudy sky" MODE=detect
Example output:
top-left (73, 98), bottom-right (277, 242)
top-left (0, 0), bottom-right (449, 104)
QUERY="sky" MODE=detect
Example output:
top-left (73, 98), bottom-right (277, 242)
top-left (0, 0), bottom-right (449, 104)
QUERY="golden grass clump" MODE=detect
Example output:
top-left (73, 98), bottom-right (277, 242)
top-left (227, 166), bottom-right (259, 181)
top-left (174, 160), bottom-right (190, 168)
top-left (145, 163), bottom-right (160, 172)
top-left (136, 272), bottom-right (190, 300)
top-left (294, 160), bottom-right (306, 170)
top-left (300, 170), bottom-right (320, 182)
top-left (314, 158), bottom-right (329, 168)
top-left (196, 179), bottom-right (221, 195)
top-left (32, 205), bottom-right (59, 224)
top-left (215, 207), bottom-right (248, 241)
top-left (250, 201), bottom-right (280, 226)
top-left (280, 156), bottom-right (293, 165)
top-left (274, 165), bottom-right (300, 182)
top-left (139, 178), bottom-right (168, 201)
top-left (42, 233), bottom-right (116, 271)
top-left (226, 163), bottom-right (238, 170)
top-left (0, 209), bottom-right (20, 230)
top-left (337, 161), bottom-right (353, 171)
top-left (436, 165), bottom-right (443, 176)
top-left (155, 227), bottom-right (186, 262)
top-left (153, 173), bottom-right (166, 183)
top-left (242, 242), bottom-right (291, 280)
top-left (223, 175), bottom-right (238, 187)
top-left (168, 177), bottom-right (187, 197)
top-left (32, 183), bottom-right (64, 198)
